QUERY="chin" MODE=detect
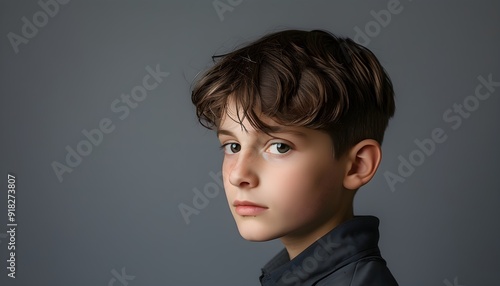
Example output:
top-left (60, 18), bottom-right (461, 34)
top-left (235, 219), bottom-right (279, 242)
top-left (239, 232), bottom-right (273, 241)
top-left (239, 232), bottom-right (275, 242)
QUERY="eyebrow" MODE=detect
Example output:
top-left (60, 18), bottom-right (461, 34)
top-left (216, 126), bottom-right (308, 138)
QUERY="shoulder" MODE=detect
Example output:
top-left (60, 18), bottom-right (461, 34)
top-left (316, 255), bottom-right (398, 286)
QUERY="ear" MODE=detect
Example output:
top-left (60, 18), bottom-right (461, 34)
top-left (342, 139), bottom-right (382, 190)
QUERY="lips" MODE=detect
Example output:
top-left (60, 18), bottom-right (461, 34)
top-left (233, 200), bottom-right (268, 216)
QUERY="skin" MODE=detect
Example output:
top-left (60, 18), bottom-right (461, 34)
top-left (216, 98), bottom-right (382, 259)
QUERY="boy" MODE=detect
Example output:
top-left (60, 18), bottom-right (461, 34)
top-left (191, 29), bottom-right (398, 285)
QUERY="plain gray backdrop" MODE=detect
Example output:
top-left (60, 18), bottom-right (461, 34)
top-left (1, 0), bottom-right (499, 285)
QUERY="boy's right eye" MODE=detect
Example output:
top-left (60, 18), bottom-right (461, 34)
top-left (220, 143), bottom-right (241, 154)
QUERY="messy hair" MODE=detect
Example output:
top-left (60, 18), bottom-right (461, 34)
top-left (191, 29), bottom-right (395, 158)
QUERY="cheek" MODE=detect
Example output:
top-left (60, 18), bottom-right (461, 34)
top-left (265, 156), bottom-right (337, 213)
top-left (221, 159), bottom-right (234, 200)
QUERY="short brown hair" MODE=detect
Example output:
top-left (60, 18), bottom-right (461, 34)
top-left (191, 29), bottom-right (395, 158)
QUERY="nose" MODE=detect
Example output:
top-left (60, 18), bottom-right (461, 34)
top-left (227, 150), bottom-right (259, 189)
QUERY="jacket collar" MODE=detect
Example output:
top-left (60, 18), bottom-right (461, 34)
top-left (259, 216), bottom-right (381, 286)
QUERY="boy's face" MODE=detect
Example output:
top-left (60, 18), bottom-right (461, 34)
top-left (217, 99), bottom-right (354, 243)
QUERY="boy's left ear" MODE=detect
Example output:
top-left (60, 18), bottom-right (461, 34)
top-left (342, 139), bottom-right (382, 190)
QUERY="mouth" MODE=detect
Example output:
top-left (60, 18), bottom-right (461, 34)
top-left (233, 200), bottom-right (268, 216)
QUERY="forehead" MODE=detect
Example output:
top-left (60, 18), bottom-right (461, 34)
top-left (217, 101), bottom-right (313, 139)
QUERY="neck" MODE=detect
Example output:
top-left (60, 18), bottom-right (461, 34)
top-left (281, 210), bottom-right (353, 260)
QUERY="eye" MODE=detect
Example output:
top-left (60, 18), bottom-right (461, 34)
top-left (267, 143), bottom-right (291, 154)
top-left (220, 143), bottom-right (241, 154)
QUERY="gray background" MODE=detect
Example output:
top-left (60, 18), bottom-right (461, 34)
top-left (1, 0), bottom-right (499, 285)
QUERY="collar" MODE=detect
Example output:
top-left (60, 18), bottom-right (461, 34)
top-left (259, 216), bottom-right (382, 286)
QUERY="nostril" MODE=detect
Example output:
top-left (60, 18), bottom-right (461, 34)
top-left (239, 181), bottom-right (251, 187)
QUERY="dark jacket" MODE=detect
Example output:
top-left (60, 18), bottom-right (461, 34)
top-left (259, 216), bottom-right (398, 286)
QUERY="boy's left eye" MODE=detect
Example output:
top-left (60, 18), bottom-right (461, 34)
top-left (266, 143), bottom-right (291, 154)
